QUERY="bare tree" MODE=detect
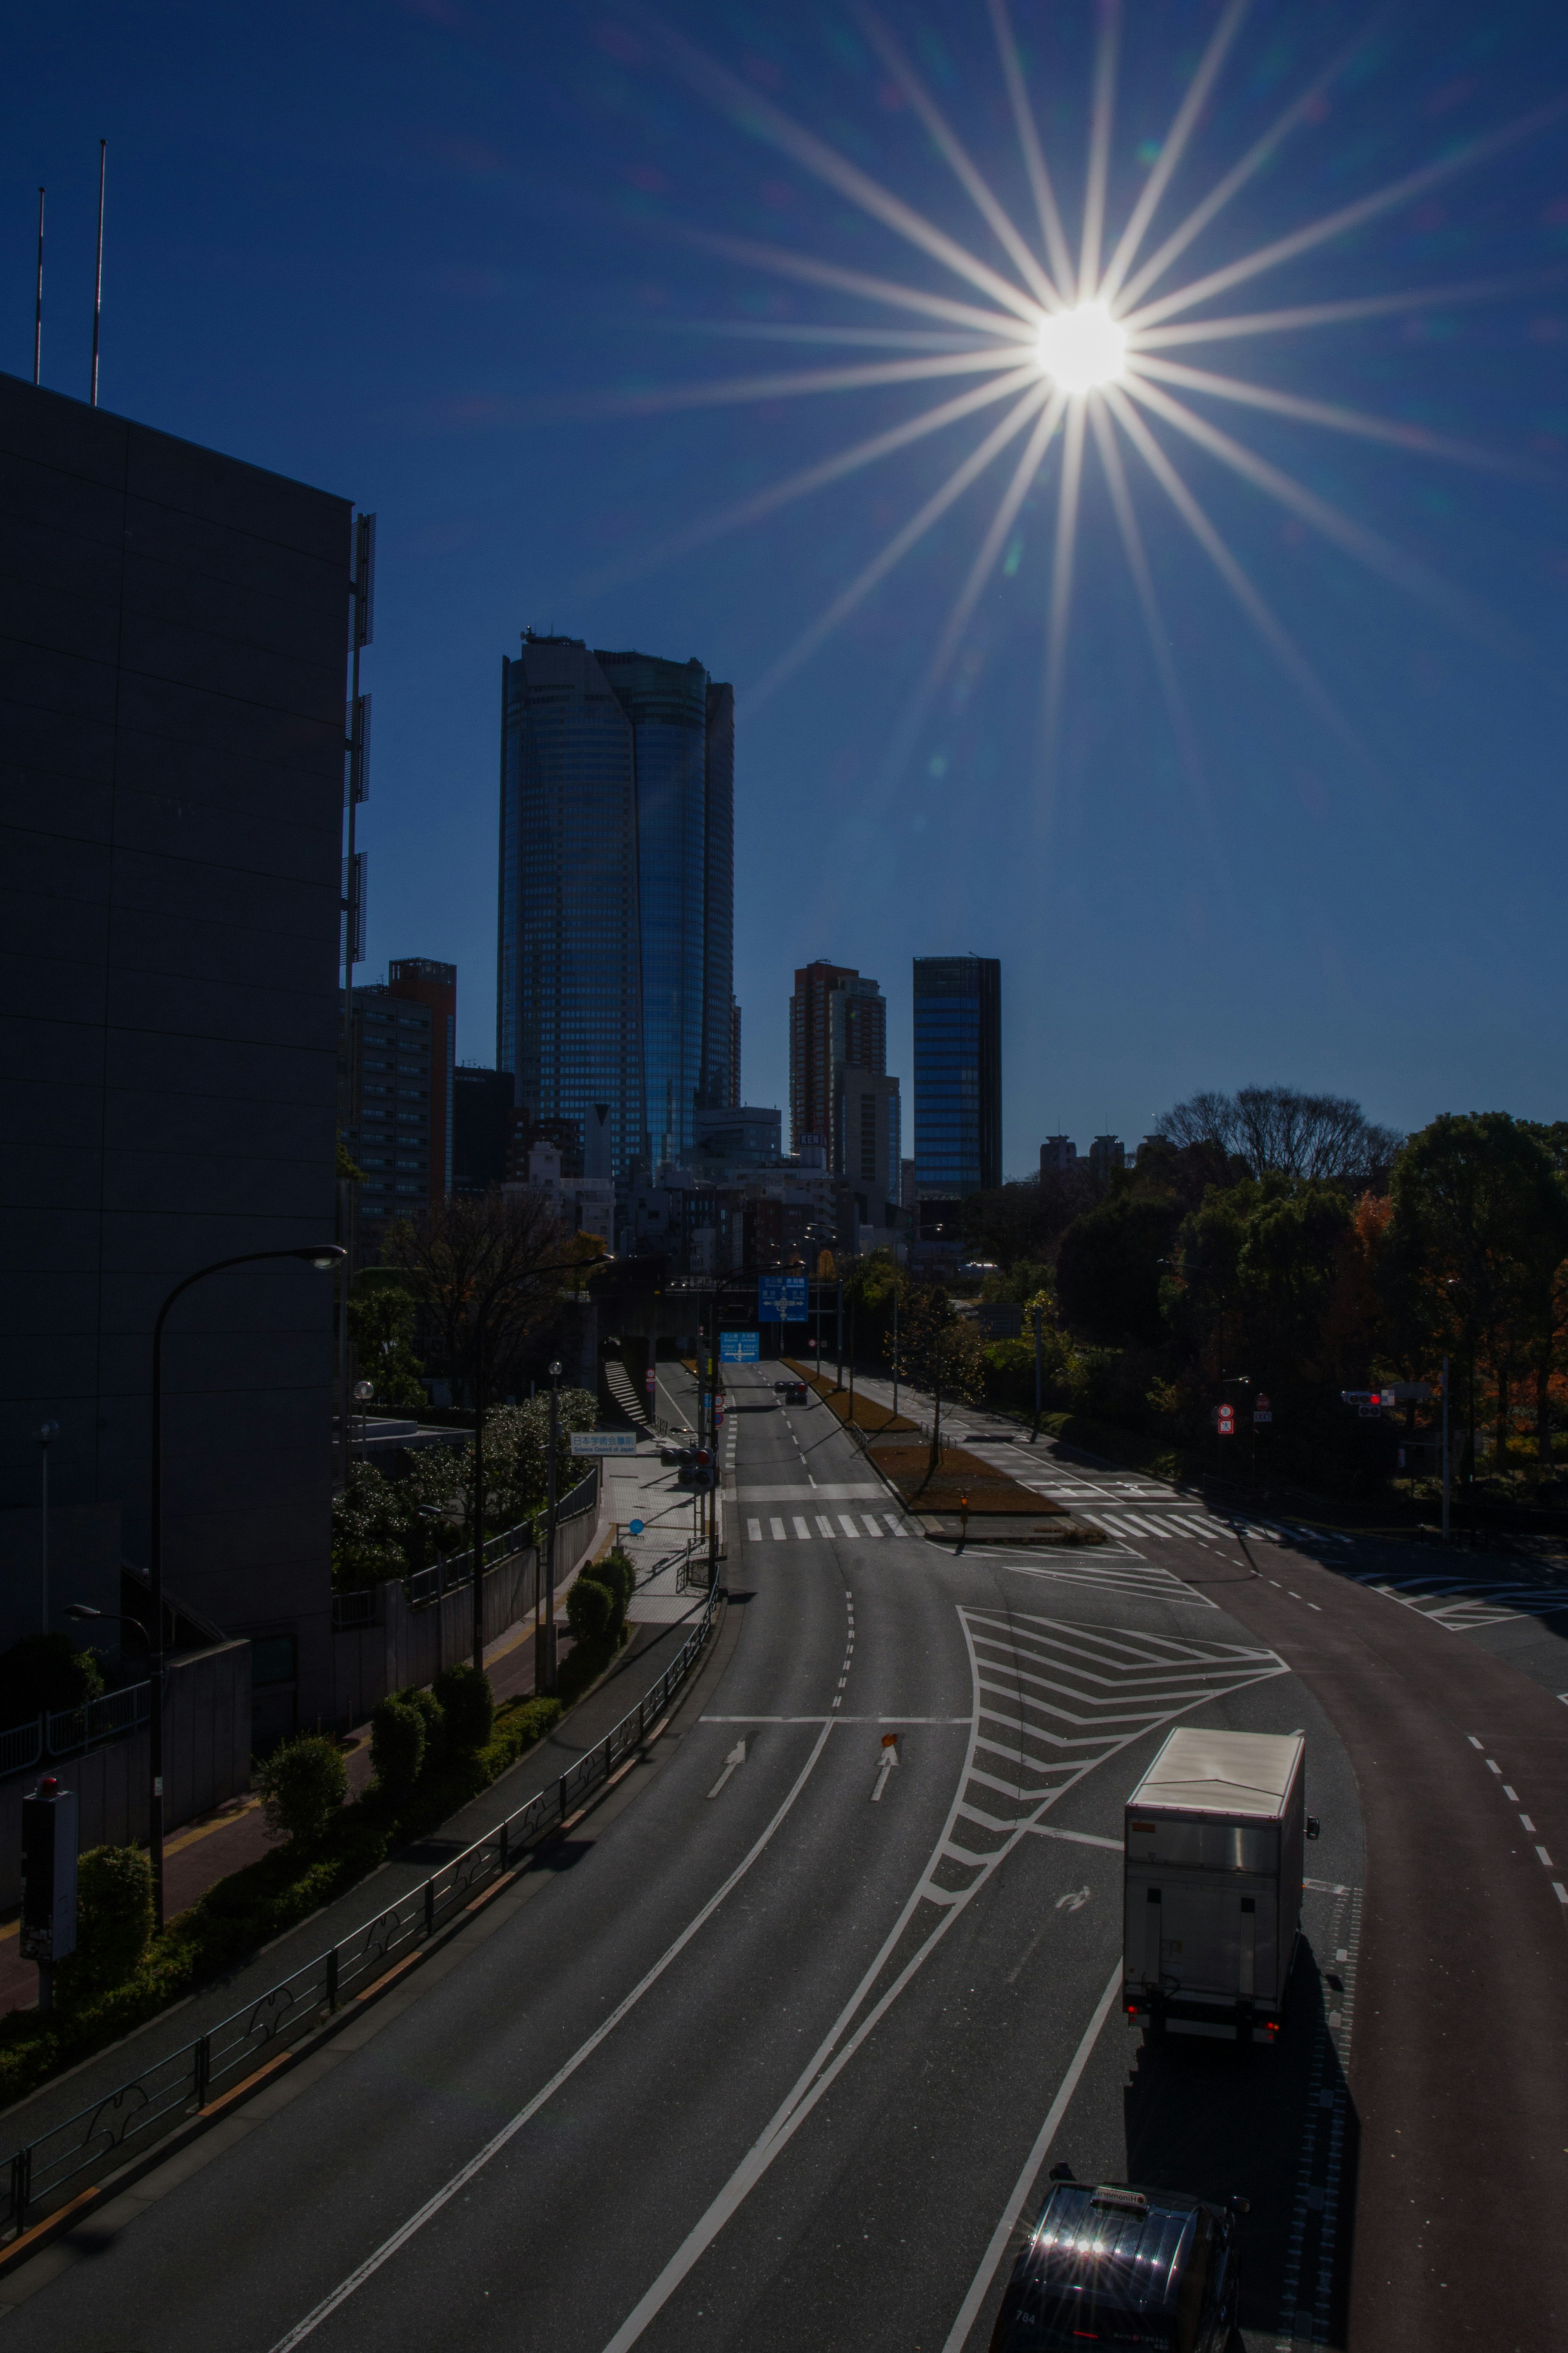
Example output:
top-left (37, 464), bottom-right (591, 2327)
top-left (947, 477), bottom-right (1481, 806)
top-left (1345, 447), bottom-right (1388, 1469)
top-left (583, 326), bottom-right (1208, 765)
top-left (1156, 1085), bottom-right (1401, 1185)
top-left (385, 1189), bottom-right (591, 1669)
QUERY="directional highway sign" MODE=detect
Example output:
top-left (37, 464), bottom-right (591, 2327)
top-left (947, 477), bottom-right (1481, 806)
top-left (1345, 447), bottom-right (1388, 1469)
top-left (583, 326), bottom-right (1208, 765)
top-left (720, 1331), bottom-right (760, 1363)
top-left (758, 1276), bottom-right (808, 1322)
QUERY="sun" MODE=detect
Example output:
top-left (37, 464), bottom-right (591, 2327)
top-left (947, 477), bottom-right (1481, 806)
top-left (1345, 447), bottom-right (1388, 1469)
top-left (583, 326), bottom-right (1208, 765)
top-left (1033, 301), bottom-right (1128, 396)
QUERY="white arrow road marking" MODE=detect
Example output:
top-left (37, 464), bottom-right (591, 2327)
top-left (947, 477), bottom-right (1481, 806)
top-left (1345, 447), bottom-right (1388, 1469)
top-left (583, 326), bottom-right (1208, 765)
top-left (872, 1733), bottom-right (900, 1803)
top-left (707, 1740), bottom-right (747, 1799)
top-left (1055, 1885), bottom-right (1091, 1912)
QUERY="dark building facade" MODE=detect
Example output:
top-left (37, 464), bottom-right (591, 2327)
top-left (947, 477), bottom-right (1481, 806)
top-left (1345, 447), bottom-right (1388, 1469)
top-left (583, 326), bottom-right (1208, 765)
top-left (913, 955), bottom-right (1002, 1239)
top-left (0, 372), bottom-right (351, 1743)
top-left (342, 986), bottom-right (436, 1236)
top-left (453, 1065), bottom-right (514, 1195)
top-left (496, 634), bottom-right (734, 1178)
top-left (388, 958), bottom-right (455, 1204)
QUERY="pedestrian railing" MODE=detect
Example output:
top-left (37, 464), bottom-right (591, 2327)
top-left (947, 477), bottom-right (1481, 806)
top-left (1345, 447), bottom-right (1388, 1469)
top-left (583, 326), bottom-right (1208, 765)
top-left (0, 1683), bottom-right (154, 1783)
top-left (402, 1467), bottom-right (599, 1611)
top-left (0, 1570), bottom-right (723, 2243)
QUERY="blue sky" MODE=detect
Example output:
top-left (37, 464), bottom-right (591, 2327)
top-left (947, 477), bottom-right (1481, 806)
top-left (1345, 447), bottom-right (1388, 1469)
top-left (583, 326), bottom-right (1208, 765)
top-left (9, 0), bottom-right (1567, 1174)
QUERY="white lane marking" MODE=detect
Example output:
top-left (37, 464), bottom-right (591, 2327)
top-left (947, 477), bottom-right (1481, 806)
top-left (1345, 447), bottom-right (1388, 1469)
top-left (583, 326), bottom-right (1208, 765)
top-left (706, 1741), bottom-right (746, 1800)
top-left (792, 1516), bottom-right (811, 1539)
top-left (1054, 1886), bottom-right (1091, 1912)
top-left (1486, 1758), bottom-right (1501, 1774)
top-left (816, 1514), bottom-right (835, 1538)
top-left (1537, 1846), bottom-right (1555, 1868)
top-left (770, 1517), bottom-right (786, 1541)
top-left (1554, 1882), bottom-right (1568, 1905)
top-left (872, 1734), bottom-right (899, 1802)
top-left (1468, 1734), bottom-right (1484, 1748)
top-left (1027, 1824), bottom-right (1122, 1853)
top-left (939, 1965), bottom-right (1123, 2353)
top-left (1503, 1784), bottom-right (1519, 1801)
top-left (839, 1514), bottom-right (860, 1540)
top-left (746, 1519), bottom-right (762, 1541)
top-left (883, 1513), bottom-right (903, 1534)
top-left (861, 1516), bottom-right (883, 1537)
top-left (263, 1721), bottom-right (838, 2353)
top-left (1520, 1813), bottom-right (1536, 1833)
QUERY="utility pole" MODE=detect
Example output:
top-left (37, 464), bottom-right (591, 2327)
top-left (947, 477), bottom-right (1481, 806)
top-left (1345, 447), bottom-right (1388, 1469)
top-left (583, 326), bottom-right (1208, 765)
top-left (891, 1274), bottom-right (900, 1422)
top-left (835, 1277), bottom-right (844, 1391)
top-left (1441, 1354), bottom-right (1451, 1545)
top-left (708, 1296), bottom-right (720, 1589)
top-left (36, 1425), bottom-right (58, 1635)
top-left (537, 1360), bottom-right (562, 1695)
top-left (1031, 1302), bottom-right (1043, 1442)
top-left (339, 513), bottom-right (375, 1487)
top-left (32, 189), bottom-right (43, 385)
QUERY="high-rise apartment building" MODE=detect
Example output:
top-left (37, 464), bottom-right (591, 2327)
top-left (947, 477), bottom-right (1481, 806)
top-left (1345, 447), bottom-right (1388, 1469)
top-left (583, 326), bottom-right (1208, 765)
top-left (913, 955), bottom-right (1002, 1239)
top-left (343, 988), bottom-right (435, 1232)
top-left (497, 634), bottom-right (733, 1178)
top-left (388, 958), bottom-right (455, 1203)
top-left (838, 1073), bottom-right (902, 1231)
top-left (789, 961), bottom-right (886, 1164)
top-left (453, 1065), bottom-right (514, 1194)
top-left (1041, 1135), bottom-right (1078, 1175)
top-left (0, 371), bottom-right (350, 1744)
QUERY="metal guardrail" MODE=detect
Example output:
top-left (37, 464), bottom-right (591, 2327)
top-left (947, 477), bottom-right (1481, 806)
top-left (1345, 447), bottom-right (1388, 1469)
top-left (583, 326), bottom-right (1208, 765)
top-left (330, 1468), bottom-right (602, 1629)
top-left (0, 1684), bottom-right (154, 1781)
top-left (0, 1572), bottom-right (723, 2242)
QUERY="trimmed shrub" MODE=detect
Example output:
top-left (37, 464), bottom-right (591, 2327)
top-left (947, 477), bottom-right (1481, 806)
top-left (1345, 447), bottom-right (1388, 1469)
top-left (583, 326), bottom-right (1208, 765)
top-left (565, 1573), bottom-right (613, 1647)
top-left (407, 1686), bottom-right (447, 1772)
top-left (370, 1693), bottom-right (425, 1795)
top-left (62, 1846), bottom-right (152, 1998)
top-left (597, 1549), bottom-right (636, 1615)
top-left (258, 1733), bottom-right (347, 1849)
top-left (432, 1663), bottom-right (494, 1755)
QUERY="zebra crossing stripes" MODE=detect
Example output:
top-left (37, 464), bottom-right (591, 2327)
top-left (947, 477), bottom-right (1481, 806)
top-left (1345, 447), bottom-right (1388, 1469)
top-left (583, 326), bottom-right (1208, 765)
top-left (999, 1549), bottom-right (1219, 1609)
top-left (919, 1609), bottom-right (1286, 1904)
top-left (746, 1510), bottom-right (910, 1543)
top-left (1354, 1572), bottom-right (1568, 1633)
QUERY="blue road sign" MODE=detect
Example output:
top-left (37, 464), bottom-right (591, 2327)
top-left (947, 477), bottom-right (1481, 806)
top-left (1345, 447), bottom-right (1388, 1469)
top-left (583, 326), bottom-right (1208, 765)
top-left (758, 1276), bottom-right (808, 1323)
top-left (720, 1331), bottom-right (760, 1363)
top-left (628, 1519), bottom-right (644, 1537)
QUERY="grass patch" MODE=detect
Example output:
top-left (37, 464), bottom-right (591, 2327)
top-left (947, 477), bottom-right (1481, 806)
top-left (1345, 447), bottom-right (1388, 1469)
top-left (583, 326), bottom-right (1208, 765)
top-left (1034, 1409), bottom-right (1202, 1486)
top-left (0, 1688), bottom-right (571, 2114)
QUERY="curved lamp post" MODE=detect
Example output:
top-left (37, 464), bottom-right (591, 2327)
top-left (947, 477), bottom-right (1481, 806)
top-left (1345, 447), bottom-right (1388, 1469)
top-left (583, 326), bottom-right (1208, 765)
top-left (148, 1244), bottom-right (344, 1926)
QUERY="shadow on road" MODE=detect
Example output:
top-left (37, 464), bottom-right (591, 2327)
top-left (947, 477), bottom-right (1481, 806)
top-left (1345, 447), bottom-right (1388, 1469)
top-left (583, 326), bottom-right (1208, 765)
top-left (1121, 1940), bottom-right (1359, 2349)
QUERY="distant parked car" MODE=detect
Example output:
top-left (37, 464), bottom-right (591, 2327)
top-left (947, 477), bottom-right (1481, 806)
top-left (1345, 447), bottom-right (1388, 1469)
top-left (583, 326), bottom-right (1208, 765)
top-left (783, 1382), bottom-right (809, 1404)
top-left (988, 2176), bottom-right (1245, 2353)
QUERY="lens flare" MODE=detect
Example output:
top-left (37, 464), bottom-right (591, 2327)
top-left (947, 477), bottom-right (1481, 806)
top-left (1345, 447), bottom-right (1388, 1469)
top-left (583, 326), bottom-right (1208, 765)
top-left (1033, 301), bottom-right (1128, 394)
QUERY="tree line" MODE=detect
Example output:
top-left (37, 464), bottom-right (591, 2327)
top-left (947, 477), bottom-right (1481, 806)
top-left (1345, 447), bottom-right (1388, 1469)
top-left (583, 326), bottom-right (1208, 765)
top-left (839, 1093), bottom-right (1568, 1501)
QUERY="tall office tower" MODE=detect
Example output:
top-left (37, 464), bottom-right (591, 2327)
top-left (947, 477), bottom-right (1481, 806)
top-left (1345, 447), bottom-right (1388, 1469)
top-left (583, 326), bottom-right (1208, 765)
top-left (497, 635), bottom-right (733, 1176)
top-left (837, 1073), bottom-right (902, 1230)
top-left (913, 955), bottom-right (1002, 1241)
top-left (0, 371), bottom-right (350, 1746)
top-left (1041, 1135), bottom-right (1078, 1175)
top-left (789, 961), bottom-right (886, 1160)
top-left (387, 958), bottom-right (455, 1204)
top-left (453, 1066), bottom-right (514, 1194)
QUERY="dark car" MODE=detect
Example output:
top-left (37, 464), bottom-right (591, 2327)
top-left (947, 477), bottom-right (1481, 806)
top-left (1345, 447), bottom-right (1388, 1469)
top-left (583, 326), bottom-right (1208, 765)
top-left (988, 2180), bottom-right (1243, 2353)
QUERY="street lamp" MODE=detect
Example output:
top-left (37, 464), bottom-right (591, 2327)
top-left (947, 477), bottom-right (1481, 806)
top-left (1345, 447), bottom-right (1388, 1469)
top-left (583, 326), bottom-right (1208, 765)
top-left (537, 1360), bottom-right (564, 1697)
top-left (148, 1244), bottom-right (344, 1927)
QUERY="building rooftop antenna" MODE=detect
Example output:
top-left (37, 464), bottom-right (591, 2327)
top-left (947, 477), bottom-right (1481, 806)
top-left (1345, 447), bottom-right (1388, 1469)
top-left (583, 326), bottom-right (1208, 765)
top-left (33, 188), bottom-right (43, 385)
top-left (89, 140), bottom-right (106, 406)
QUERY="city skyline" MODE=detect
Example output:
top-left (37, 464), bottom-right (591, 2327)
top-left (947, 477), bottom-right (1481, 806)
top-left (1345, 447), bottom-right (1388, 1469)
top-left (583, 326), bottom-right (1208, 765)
top-left (7, 2), bottom-right (1562, 1165)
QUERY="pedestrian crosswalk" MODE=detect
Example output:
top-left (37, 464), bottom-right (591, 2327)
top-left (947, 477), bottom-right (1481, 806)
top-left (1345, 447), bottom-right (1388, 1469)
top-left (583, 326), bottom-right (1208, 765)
top-left (921, 1609), bottom-right (1286, 1903)
top-left (745, 1510), bottom-right (913, 1543)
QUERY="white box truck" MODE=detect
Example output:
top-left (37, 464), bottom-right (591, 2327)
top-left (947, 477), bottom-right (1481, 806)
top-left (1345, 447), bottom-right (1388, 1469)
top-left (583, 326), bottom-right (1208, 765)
top-left (1122, 1727), bottom-right (1317, 2044)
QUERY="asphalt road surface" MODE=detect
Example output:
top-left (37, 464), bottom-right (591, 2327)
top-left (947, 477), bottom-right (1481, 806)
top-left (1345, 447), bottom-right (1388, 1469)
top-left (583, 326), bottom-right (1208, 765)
top-left (3, 1365), bottom-right (1561, 2351)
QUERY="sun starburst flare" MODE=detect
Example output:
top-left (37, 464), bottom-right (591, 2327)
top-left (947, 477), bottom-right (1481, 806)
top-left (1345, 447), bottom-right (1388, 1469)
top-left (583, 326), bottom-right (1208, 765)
top-left (583, 1), bottom-right (1567, 762)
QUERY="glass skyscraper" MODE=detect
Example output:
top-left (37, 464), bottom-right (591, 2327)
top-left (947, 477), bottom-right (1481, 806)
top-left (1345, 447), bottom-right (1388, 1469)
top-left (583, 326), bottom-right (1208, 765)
top-left (497, 634), bottom-right (733, 1177)
top-left (913, 955), bottom-right (1002, 1233)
